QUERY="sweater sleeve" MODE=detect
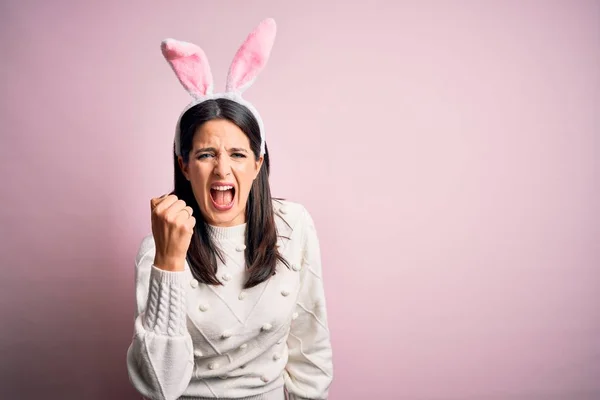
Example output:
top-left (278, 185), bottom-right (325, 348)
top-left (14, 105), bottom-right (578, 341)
top-left (284, 207), bottom-right (334, 400)
top-left (126, 235), bottom-right (194, 400)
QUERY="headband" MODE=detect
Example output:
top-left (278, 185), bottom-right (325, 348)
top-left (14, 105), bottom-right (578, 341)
top-left (160, 18), bottom-right (277, 157)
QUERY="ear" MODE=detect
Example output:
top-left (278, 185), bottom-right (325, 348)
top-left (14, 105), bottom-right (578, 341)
top-left (178, 156), bottom-right (190, 181)
top-left (253, 155), bottom-right (264, 180)
top-left (225, 18), bottom-right (276, 93)
top-left (161, 39), bottom-right (213, 99)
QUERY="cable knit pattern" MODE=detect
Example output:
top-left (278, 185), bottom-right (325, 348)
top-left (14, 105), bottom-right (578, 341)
top-left (142, 266), bottom-right (188, 336)
top-left (168, 284), bottom-right (185, 336)
top-left (126, 200), bottom-right (333, 400)
top-left (146, 278), bottom-right (160, 330)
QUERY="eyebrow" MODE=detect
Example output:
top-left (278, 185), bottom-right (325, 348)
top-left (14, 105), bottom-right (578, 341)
top-left (229, 148), bottom-right (249, 153)
top-left (194, 147), bottom-right (249, 155)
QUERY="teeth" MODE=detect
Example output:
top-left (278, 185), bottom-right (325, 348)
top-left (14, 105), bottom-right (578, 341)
top-left (212, 185), bottom-right (233, 191)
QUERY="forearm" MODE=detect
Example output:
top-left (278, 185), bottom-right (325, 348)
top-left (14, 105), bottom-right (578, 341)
top-left (127, 265), bottom-right (194, 400)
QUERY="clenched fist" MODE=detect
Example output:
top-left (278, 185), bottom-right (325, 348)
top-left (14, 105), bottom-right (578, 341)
top-left (150, 194), bottom-right (196, 271)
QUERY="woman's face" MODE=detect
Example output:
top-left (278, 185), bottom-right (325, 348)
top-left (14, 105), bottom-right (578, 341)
top-left (179, 119), bottom-right (263, 227)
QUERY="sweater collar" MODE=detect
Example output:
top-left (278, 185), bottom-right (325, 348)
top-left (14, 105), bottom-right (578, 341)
top-left (207, 222), bottom-right (247, 241)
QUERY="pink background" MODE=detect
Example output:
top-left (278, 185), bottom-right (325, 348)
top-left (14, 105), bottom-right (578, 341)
top-left (1, 1), bottom-right (598, 399)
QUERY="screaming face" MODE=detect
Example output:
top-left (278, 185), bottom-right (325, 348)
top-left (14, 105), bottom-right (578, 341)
top-left (179, 119), bottom-right (264, 227)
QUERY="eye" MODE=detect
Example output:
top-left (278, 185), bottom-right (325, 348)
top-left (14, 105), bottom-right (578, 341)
top-left (232, 153), bottom-right (247, 158)
top-left (197, 153), bottom-right (213, 160)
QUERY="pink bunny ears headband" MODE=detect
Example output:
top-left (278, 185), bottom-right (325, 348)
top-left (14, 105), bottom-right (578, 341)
top-left (161, 18), bottom-right (277, 157)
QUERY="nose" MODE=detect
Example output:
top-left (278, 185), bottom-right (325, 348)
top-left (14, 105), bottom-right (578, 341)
top-left (213, 153), bottom-right (232, 178)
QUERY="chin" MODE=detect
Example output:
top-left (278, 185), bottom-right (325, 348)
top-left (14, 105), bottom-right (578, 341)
top-left (210, 212), bottom-right (235, 225)
top-left (202, 199), bottom-right (245, 227)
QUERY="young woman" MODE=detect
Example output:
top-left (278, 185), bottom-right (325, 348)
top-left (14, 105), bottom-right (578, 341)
top-left (126, 19), bottom-right (333, 400)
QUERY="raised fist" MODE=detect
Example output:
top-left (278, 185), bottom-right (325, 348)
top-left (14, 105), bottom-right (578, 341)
top-left (150, 194), bottom-right (196, 271)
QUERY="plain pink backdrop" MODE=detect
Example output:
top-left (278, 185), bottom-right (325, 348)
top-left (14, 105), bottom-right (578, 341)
top-left (1, 1), bottom-right (598, 399)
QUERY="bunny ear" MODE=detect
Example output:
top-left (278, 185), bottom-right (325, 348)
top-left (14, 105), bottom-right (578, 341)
top-left (225, 18), bottom-right (276, 93)
top-left (161, 39), bottom-right (213, 98)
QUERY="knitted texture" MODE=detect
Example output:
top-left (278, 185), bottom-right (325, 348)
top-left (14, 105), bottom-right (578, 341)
top-left (143, 267), bottom-right (187, 336)
top-left (126, 200), bottom-right (333, 400)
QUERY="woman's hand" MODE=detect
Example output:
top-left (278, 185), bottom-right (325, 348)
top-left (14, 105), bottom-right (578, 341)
top-left (150, 194), bottom-right (196, 271)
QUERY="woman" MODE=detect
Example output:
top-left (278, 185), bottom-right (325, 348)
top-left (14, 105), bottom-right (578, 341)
top-left (126, 19), bottom-right (333, 400)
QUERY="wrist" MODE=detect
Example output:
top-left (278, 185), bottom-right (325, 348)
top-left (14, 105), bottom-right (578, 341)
top-left (153, 255), bottom-right (185, 271)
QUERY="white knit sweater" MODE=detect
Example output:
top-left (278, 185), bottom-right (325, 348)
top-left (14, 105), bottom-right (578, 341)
top-left (126, 200), bottom-right (333, 400)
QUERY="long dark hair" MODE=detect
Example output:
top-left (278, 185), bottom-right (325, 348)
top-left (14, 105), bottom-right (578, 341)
top-left (173, 98), bottom-right (289, 289)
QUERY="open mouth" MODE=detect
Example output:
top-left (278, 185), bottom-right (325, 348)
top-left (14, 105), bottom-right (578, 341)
top-left (210, 184), bottom-right (236, 211)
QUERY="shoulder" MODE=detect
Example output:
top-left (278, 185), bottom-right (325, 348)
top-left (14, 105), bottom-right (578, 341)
top-left (272, 198), bottom-right (314, 231)
top-left (272, 198), bottom-right (305, 215)
top-left (272, 199), bottom-right (320, 253)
